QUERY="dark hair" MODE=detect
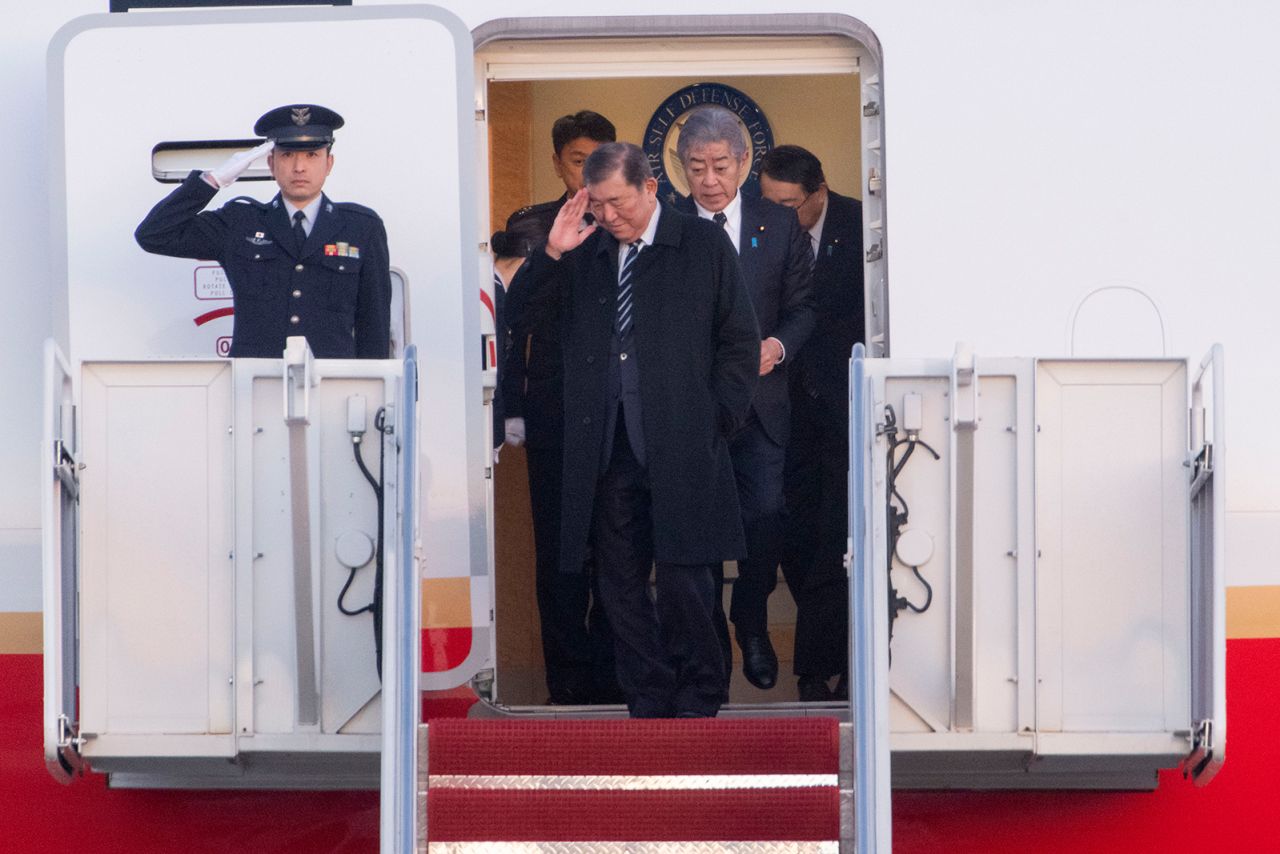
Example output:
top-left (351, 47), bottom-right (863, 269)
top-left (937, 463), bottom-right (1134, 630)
top-left (757, 144), bottom-right (826, 194)
top-left (551, 110), bottom-right (617, 155)
top-left (676, 106), bottom-right (747, 163)
top-left (582, 142), bottom-right (652, 190)
top-left (490, 213), bottom-right (545, 260)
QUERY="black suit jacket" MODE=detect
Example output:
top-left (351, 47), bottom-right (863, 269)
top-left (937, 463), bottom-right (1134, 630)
top-left (515, 203), bottom-right (761, 573)
top-left (135, 170), bottom-right (391, 358)
top-left (678, 194), bottom-right (814, 445)
top-left (793, 191), bottom-right (864, 404)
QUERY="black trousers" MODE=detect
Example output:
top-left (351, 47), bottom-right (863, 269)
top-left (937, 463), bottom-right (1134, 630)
top-left (780, 383), bottom-right (850, 681)
top-left (711, 414), bottom-right (788, 680)
top-left (592, 422), bottom-right (724, 718)
top-left (527, 442), bottom-right (618, 703)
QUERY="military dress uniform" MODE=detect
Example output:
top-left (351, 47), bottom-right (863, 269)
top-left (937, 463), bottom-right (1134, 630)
top-left (135, 170), bottom-right (391, 358)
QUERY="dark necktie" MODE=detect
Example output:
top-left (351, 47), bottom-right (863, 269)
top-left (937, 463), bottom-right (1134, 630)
top-left (712, 211), bottom-right (727, 228)
top-left (616, 241), bottom-right (641, 336)
top-left (292, 210), bottom-right (307, 253)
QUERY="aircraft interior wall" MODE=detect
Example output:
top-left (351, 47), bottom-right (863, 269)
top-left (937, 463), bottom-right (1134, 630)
top-left (485, 67), bottom-right (862, 705)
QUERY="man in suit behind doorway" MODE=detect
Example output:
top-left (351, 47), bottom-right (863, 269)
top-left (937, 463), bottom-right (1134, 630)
top-left (676, 106), bottom-right (815, 694)
top-left (503, 110), bottom-right (619, 705)
top-left (759, 143), bottom-right (864, 701)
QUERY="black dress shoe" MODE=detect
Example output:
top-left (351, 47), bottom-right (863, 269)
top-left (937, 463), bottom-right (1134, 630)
top-left (798, 675), bottom-right (834, 702)
top-left (739, 633), bottom-right (778, 690)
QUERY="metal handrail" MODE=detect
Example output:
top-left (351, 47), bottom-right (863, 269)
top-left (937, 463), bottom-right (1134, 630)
top-left (848, 343), bottom-right (892, 853)
top-left (381, 345), bottom-right (420, 853)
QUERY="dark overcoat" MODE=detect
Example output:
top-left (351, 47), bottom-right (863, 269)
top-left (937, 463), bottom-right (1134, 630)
top-left (503, 197), bottom-right (567, 450)
top-left (678, 194), bottom-right (815, 445)
top-left (135, 170), bottom-right (391, 358)
top-left (519, 204), bottom-right (761, 573)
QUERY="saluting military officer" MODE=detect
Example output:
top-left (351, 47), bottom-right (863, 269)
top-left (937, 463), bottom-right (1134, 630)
top-left (135, 104), bottom-right (391, 358)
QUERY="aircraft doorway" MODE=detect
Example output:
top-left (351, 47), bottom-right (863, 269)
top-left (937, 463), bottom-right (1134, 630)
top-left (474, 19), bottom-right (885, 710)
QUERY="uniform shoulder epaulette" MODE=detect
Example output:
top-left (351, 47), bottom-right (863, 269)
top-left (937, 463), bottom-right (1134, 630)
top-left (229, 195), bottom-right (268, 208)
top-left (332, 201), bottom-right (383, 220)
top-left (507, 199), bottom-right (562, 228)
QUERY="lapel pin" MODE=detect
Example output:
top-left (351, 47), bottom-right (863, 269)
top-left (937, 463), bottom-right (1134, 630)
top-left (751, 236), bottom-right (759, 248)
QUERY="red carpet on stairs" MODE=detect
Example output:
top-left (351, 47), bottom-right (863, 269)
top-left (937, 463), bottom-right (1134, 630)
top-left (424, 718), bottom-right (843, 845)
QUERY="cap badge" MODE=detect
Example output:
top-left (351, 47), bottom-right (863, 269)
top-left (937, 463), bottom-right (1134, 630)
top-left (291, 107), bottom-right (311, 126)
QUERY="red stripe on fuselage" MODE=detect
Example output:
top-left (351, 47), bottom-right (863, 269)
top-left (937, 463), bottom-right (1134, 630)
top-left (421, 626), bottom-right (471, 673)
top-left (193, 307), bottom-right (235, 327)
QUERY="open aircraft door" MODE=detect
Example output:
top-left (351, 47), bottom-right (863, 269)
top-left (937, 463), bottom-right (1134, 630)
top-left (44, 6), bottom-right (484, 787)
top-left (1185, 345), bottom-right (1226, 784)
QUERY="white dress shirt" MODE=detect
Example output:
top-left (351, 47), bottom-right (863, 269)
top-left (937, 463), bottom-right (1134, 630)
top-left (283, 195), bottom-right (323, 237)
top-left (694, 191), bottom-right (742, 253)
top-left (617, 200), bottom-right (663, 269)
top-left (807, 193), bottom-right (830, 263)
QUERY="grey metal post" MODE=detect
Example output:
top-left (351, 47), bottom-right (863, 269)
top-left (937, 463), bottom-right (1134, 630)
top-left (381, 345), bottom-right (419, 853)
top-left (848, 343), bottom-right (892, 853)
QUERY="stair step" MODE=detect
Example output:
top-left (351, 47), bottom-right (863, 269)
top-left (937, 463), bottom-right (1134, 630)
top-left (419, 718), bottom-right (846, 848)
top-left (426, 787), bottom-right (840, 842)
top-left (427, 718), bottom-right (839, 776)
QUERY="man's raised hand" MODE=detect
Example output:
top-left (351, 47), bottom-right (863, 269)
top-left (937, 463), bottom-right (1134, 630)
top-left (544, 188), bottom-right (597, 259)
top-left (205, 139), bottom-right (275, 189)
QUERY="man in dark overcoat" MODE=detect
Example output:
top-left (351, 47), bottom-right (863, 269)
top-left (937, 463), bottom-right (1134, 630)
top-left (760, 144), bottom-right (865, 701)
top-left (676, 107), bottom-right (815, 692)
top-left (135, 104), bottom-right (390, 359)
top-left (511, 142), bottom-right (760, 717)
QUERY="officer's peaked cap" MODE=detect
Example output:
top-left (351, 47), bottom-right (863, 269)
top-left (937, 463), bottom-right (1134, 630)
top-left (254, 104), bottom-right (344, 151)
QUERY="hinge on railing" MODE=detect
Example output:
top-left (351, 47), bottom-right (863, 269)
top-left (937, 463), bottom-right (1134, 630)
top-left (1187, 443), bottom-right (1214, 496)
top-left (58, 714), bottom-right (86, 752)
top-left (1184, 719), bottom-right (1213, 779)
top-left (53, 440), bottom-right (80, 501)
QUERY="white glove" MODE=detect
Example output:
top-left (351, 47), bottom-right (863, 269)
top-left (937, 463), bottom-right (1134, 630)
top-left (504, 417), bottom-right (526, 447)
top-left (205, 140), bottom-right (275, 189)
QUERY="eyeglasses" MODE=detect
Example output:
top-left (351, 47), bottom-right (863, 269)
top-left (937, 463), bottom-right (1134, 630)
top-left (784, 191), bottom-right (815, 211)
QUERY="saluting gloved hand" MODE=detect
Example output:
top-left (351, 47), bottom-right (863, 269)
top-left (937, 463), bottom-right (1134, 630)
top-left (204, 139), bottom-right (275, 189)
top-left (504, 417), bottom-right (526, 447)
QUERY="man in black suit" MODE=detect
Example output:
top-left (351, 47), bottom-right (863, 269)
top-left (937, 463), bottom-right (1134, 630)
top-left (136, 104), bottom-right (390, 359)
top-left (512, 142), bottom-right (760, 717)
top-left (759, 144), bottom-right (864, 701)
top-left (676, 107), bottom-right (815, 692)
top-left (502, 111), bottom-right (618, 704)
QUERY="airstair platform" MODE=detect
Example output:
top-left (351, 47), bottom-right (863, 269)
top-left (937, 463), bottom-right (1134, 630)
top-left (415, 718), bottom-right (851, 852)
